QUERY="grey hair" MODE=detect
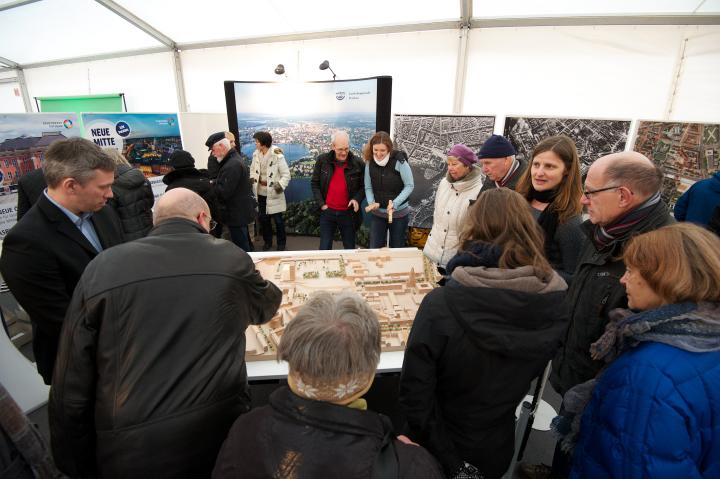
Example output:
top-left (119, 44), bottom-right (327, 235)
top-left (331, 130), bottom-right (349, 146)
top-left (153, 188), bottom-right (209, 225)
top-left (43, 137), bottom-right (116, 187)
top-left (605, 154), bottom-right (663, 198)
top-left (103, 148), bottom-right (130, 168)
top-left (279, 291), bottom-right (380, 383)
top-left (215, 138), bottom-right (231, 150)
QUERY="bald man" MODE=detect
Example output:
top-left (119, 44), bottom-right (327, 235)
top-left (550, 152), bottom-right (672, 394)
top-left (49, 188), bottom-right (281, 478)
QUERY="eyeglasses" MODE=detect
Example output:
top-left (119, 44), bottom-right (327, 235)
top-left (209, 219), bottom-right (218, 231)
top-left (582, 185), bottom-right (620, 199)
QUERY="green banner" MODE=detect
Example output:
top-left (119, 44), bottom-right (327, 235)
top-left (37, 94), bottom-right (124, 114)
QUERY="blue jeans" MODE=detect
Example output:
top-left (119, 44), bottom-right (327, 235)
top-left (228, 225), bottom-right (253, 252)
top-left (319, 208), bottom-right (356, 250)
top-left (369, 214), bottom-right (409, 248)
top-left (258, 195), bottom-right (286, 247)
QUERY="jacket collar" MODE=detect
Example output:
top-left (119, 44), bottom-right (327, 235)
top-left (447, 167), bottom-right (483, 192)
top-left (149, 217), bottom-right (208, 236)
top-left (37, 194), bottom-right (103, 255)
top-left (269, 386), bottom-right (389, 440)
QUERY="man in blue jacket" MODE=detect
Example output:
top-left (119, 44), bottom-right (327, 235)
top-left (673, 171), bottom-right (720, 226)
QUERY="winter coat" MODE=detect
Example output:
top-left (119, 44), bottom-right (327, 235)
top-left (214, 149), bottom-right (256, 226)
top-left (163, 167), bottom-right (220, 221)
top-left (249, 147), bottom-right (291, 215)
top-left (399, 265), bottom-right (569, 478)
top-left (423, 168), bottom-right (484, 267)
top-left (571, 334), bottom-right (720, 478)
top-left (311, 150), bottom-right (365, 208)
top-left (213, 387), bottom-right (444, 479)
top-left (673, 171), bottom-right (720, 226)
top-left (550, 201), bottom-right (673, 396)
top-left (108, 164), bottom-right (154, 240)
top-left (49, 218), bottom-right (282, 478)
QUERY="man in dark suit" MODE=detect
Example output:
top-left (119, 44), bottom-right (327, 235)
top-left (16, 168), bottom-right (48, 220)
top-left (0, 138), bottom-right (124, 384)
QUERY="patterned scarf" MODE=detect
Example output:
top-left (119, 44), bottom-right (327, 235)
top-left (287, 369), bottom-right (374, 405)
top-left (497, 158), bottom-right (521, 188)
top-left (552, 301), bottom-right (720, 453)
top-left (592, 191), bottom-right (661, 250)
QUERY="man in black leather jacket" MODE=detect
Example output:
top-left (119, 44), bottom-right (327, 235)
top-left (310, 131), bottom-right (365, 249)
top-left (49, 187), bottom-right (282, 479)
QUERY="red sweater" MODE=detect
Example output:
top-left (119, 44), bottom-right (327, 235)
top-left (326, 162), bottom-right (349, 211)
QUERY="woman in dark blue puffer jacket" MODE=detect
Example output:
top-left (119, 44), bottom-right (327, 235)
top-left (565, 223), bottom-right (720, 479)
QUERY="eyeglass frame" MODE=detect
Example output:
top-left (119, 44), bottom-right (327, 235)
top-left (209, 219), bottom-right (218, 231)
top-left (582, 184), bottom-right (621, 199)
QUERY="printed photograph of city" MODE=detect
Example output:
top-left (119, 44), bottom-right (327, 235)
top-left (231, 79), bottom-right (380, 235)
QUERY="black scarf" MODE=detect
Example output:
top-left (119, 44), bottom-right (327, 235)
top-left (445, 241), bottom-right (502, 276)
top-left (530, 188), bottom-right (560, 260)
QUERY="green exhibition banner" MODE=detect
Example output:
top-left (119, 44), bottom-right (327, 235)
top-left (36, 94), bottom-right (124, 115)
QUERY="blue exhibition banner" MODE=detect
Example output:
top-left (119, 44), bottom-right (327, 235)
top-left (0, 113), bottom-right (82, 239)
top-left (82, 113), bottom-right (182, 178)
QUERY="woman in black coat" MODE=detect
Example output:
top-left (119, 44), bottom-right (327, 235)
top-left (164, 149), bottom-right (220, 225)
top-left (399, 188), bottom-right (570, 479)
top-left (105, 149), bottom-right (154, 240)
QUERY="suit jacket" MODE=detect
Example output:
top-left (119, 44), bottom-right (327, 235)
top-left (16, 168), bottom-right (48, 220)
top-left (0, 194), bottom-right (124, 384)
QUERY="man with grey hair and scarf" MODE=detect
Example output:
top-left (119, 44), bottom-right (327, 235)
top-left (213, 291), bottom-right (444, 478)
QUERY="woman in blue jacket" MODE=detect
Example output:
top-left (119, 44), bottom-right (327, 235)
top-left (566, 223), bottom-right (720, 479)
top-left (363, 131), bottom-right (414, 248)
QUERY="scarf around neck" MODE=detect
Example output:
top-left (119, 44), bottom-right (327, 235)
top-left (553, 301), bottom-right (720, 453)
top-left (496, 158), bottom-right (520, 187)
top-left (592, 191), bottom-right (661, 250)
top-left (374, 153), bottom-right (390, 167)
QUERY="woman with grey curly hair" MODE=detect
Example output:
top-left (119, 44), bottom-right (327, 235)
top-left (213, 291), bottom-right (443, 479)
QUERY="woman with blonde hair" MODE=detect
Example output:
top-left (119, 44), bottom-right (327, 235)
top-left (104, 148), bottom-right (154, 240)
top-left (565, 223), bottom-right (720, 478)
top-left (363, 131), bottom-right (414, 248)
top-left (401, 188), bottom-right (570, 479)
top-left (516, 135), bottom-right (583, 281)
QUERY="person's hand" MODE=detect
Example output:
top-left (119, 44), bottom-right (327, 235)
top-left (387, 199), bottom-right (394, 211)
top-left (321, 204), bottom-right (328, 210)
top-left (273, 183), bottom-right (283, 193)
top-left (348, 199), bottom-right (359, 212)
top-left (396, 435), bottom-right (418, 446)
top-left (365, 202), bottom-right (380, 212)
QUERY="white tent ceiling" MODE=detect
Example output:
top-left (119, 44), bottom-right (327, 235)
top-left (0, 0), bottom-right (719, 67)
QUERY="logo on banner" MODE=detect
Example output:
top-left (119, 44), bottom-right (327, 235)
top-left (116, 121), bottom-right (131, 137)
top-left (63, 119), bottom-right (73, 129)
top-left (335, 91), bottom-right (346, 100)
top-left (87, 120), bottom-right (123, 152)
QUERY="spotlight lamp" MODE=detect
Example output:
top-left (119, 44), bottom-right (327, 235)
top-left (319, 60), bottom-right (336, 80)
top-left (274, 64), bottom-right (285, 75)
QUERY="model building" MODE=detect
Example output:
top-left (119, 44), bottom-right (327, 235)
top-left (245, 248), bottom-right (439, 360)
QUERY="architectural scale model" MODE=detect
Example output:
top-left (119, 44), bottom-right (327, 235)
top-left (245, 248), bottom-right (439, 361)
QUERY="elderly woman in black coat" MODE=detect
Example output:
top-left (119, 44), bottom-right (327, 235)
top-left (399, 188), bottom-right (570, 479)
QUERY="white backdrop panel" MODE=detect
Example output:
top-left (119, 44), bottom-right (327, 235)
top-left (180, 30), bottom-right (459, 116)
top-left (0, 82), bottom-right (25, 113)
top-left (178, 112), bottom-right (229, 169)
top-left (669, 27), bottom-right (720, 122)
top-left (23, 52), bottom-right (178, 113)
top-left (463, 26), bottom-right (704, 122)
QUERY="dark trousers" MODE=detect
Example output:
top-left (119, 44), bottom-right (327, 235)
top-left (228, 225), bottom-right (254, 252)
top-left (369, 214), bottom-right (409, 248)
top-left (258, 195), bottom-right (286, 248)
top-left (319, 208), bottom-right (355, 250)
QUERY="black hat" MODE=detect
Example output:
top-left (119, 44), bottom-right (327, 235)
top-left (477, 135), bottom-right (516, 159)
top-left (169, 149), bottom-right (195, 169)
top-left (205, 132), bottom-right (225, 150)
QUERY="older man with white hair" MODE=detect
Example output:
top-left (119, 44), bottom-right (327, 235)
top-left (49, 187), bottom-right (282, 478)
top-left (310, 130), bottom-right (365, 249)
top-left (207, 131), bottom-right (256, 251)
